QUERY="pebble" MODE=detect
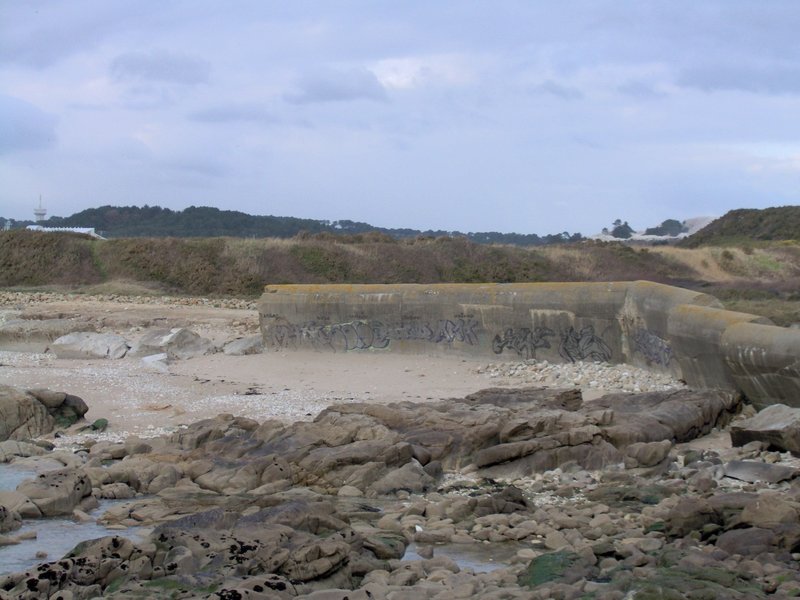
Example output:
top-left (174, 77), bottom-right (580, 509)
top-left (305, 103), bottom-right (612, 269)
top-left (476, 358), bottom-right (686, 393)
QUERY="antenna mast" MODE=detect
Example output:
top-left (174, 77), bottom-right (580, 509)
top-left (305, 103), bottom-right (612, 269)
top-left (33, 195), bottom-right (47, 222)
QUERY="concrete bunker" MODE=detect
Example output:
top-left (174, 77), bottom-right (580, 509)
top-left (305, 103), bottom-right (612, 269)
top-left (259, 281), bottom-right (800, 409)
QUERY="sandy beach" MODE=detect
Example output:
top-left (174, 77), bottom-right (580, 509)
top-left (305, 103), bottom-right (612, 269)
top-left (0, 291), bottom-right (682, 442)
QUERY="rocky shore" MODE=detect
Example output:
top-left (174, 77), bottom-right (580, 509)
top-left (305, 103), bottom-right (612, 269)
top-left (1, 292), bottom-right (799, 599)
top-left (1, 381), bottom-right (800, 599)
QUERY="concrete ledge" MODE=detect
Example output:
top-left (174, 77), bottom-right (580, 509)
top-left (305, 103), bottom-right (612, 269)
top-left (259, 281), bottom-right (800, 408)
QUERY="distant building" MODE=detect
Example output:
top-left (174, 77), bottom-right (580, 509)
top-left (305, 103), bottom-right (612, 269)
top-left (26, 225), bottom-right (106, 240)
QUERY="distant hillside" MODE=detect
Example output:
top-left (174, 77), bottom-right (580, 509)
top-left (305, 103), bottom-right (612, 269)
top-left (0, 205), bottom-right (582, 246)
top-left (682, 206), bottom-right (800, 247)
top-left (0, 229), bottom-right (693, 296)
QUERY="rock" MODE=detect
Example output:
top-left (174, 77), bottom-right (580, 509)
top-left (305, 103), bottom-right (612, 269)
top-left (50, 332), bottom-right (130, 359)
top-left (0, 504), bottom-right (21, 533)
top-left (724, 460), bottom-right (799, 483)
top-left (517, 551), bottom-right (588, 588)
top-left (131, 327), bottom-right (216, 360)
top-left (0, 384), bottom-right (53, 441)
top-left (594, 389), bottom-right (740, 446)
top-left (716, 528), bottom-right (777, 556)
top-left (141, 352), bottom-right (169, 372)
top-left (666, 497), bottom-right (720, 537)
top-left (625, 440), bottom-right (673, 468)
top-left (730, 404), bottom-right (800, 455)
top-left (0, 490), bottom-right (42, 518)
top-left (26, 388), bottom-right (66, 409)
top-left (740, 496), bottom-right (800, 529)
top-left (0, 439), bottom-right (48, 462)
top-left (16, 468), bottom-right (92, 516)
top-left (337, 485), bottom-right (363, 497)
top-left (368, 461), bottom-right (435, 496)
top-left (223, 334), bottom-right (263, 355)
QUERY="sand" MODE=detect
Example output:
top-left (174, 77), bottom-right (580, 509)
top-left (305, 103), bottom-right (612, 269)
top-left (0, 292), bottom-right (686, 445)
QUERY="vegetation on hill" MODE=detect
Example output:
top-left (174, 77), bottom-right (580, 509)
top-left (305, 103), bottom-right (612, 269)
top-left (1, 205), bottom-right (583, 246)
top-left (2, 229), bottom-right (798, 324)
top-left (644, 219), bottom-right (688, 237)
top-left (0, 229), bottom-right (693, 297)
top-left (680, 206), bottom-right (800, 247)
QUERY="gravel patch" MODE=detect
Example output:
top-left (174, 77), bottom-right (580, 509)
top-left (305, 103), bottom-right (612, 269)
top-left (476, 359), bottom-right (686, 393)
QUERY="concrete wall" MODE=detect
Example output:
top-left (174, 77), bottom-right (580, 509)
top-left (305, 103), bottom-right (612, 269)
top-left (258, 282), bottom-right (800, 408)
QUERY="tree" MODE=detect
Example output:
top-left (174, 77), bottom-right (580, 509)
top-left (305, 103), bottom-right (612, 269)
top-left (611, 221), bottom-right (634, 239)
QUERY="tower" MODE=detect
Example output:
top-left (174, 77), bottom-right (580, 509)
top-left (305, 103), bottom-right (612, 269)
top-left (33, 196), bottom-right (46, 222)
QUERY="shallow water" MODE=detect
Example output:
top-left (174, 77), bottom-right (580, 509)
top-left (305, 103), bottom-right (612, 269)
top-left (403, 542), bottom-right (520, 573)
top-left (0, 464), bottom-right (146, 576)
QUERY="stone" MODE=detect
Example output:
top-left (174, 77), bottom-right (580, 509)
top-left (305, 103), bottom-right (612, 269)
top-left (740, 496), bottom-right (800, 529)
top-left (50, 331), bottom-right (130, 359)
top-left (0, 504), bottom-right (21, 533)
top-left (223, 334), bottom-right (264, 355)
top-left (723, 460), bottom-right (799, 484)
top-left (0, 384), bottom-right (53, 441)
top-left (716, 527), bottom-right (777, 556)
top-left (0, 440), bottom-right (48, 462)
top-left (131, 327), bottom-right (216, 360)
top-left (730, 404), bottom-right (800, 455)
top-left (625, 440), bottom-right (673, 467)
top-left (16, 468), bottom-right (92, 516)
top-left (666, 497), bottom-right (720, 537)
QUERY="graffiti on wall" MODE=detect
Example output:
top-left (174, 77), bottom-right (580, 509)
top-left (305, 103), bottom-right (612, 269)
top-left (558, 325), bottom-right (612, 363)
top-left (491, 327), bottom-right (555, 359)
top-left (491, 324), bottom-right (613, 363)
top-left (632, 328), bottom-right (673, 366)
top-left (266, 317), bottom-right (480, 352)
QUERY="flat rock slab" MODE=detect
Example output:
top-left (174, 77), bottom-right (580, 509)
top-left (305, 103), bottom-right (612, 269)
top-left (723, 460), bottom-right (799, 484)
top-left (730, 404), bottom-right (800, 455)
top-left (51, 331), bottom-right (130, 359)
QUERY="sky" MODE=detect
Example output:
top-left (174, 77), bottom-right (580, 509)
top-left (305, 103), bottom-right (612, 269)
top-left (2, 1), bottom-right (800, 235)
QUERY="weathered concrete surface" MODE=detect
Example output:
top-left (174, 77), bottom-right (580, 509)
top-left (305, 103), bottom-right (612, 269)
top-left (258, 282), bottom-right (800, 408)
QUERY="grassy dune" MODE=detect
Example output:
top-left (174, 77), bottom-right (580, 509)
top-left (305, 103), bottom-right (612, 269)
top-left (2, 230), bottom-right (798, 325)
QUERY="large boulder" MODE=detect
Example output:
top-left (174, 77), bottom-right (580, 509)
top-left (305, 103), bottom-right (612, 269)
top-left (0, 385), bottom-right (52, 441)
top-left (16, 468), bottom-right (92, 516)
top-left (130, 327), bottom-right (216, 360)
top-left (730, 404), bottom-right (800, 454)
top-left (0, 385), bottom-right (88, 441)
top-left (51, 331), bottom-right (130, 359)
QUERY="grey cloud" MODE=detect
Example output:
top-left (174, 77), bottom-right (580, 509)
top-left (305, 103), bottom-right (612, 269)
top-left (617, 81), bottom-right (666, 99)
top-left (190, 104), bottom-right (275, 124)
top-left (110, 50), bottom-right (210, 85)
top-left (530, 80), bottom-right (583, 100)
top-left (0, 95), bottom-right (57, 154)
top-left (677, 64), bottom-right (800, 95)
top-left (284, 67), bottom-right (388, 104)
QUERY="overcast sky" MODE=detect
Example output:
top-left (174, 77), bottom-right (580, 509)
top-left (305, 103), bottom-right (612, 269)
top-left (2, 1), bottom-right (800, 234)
